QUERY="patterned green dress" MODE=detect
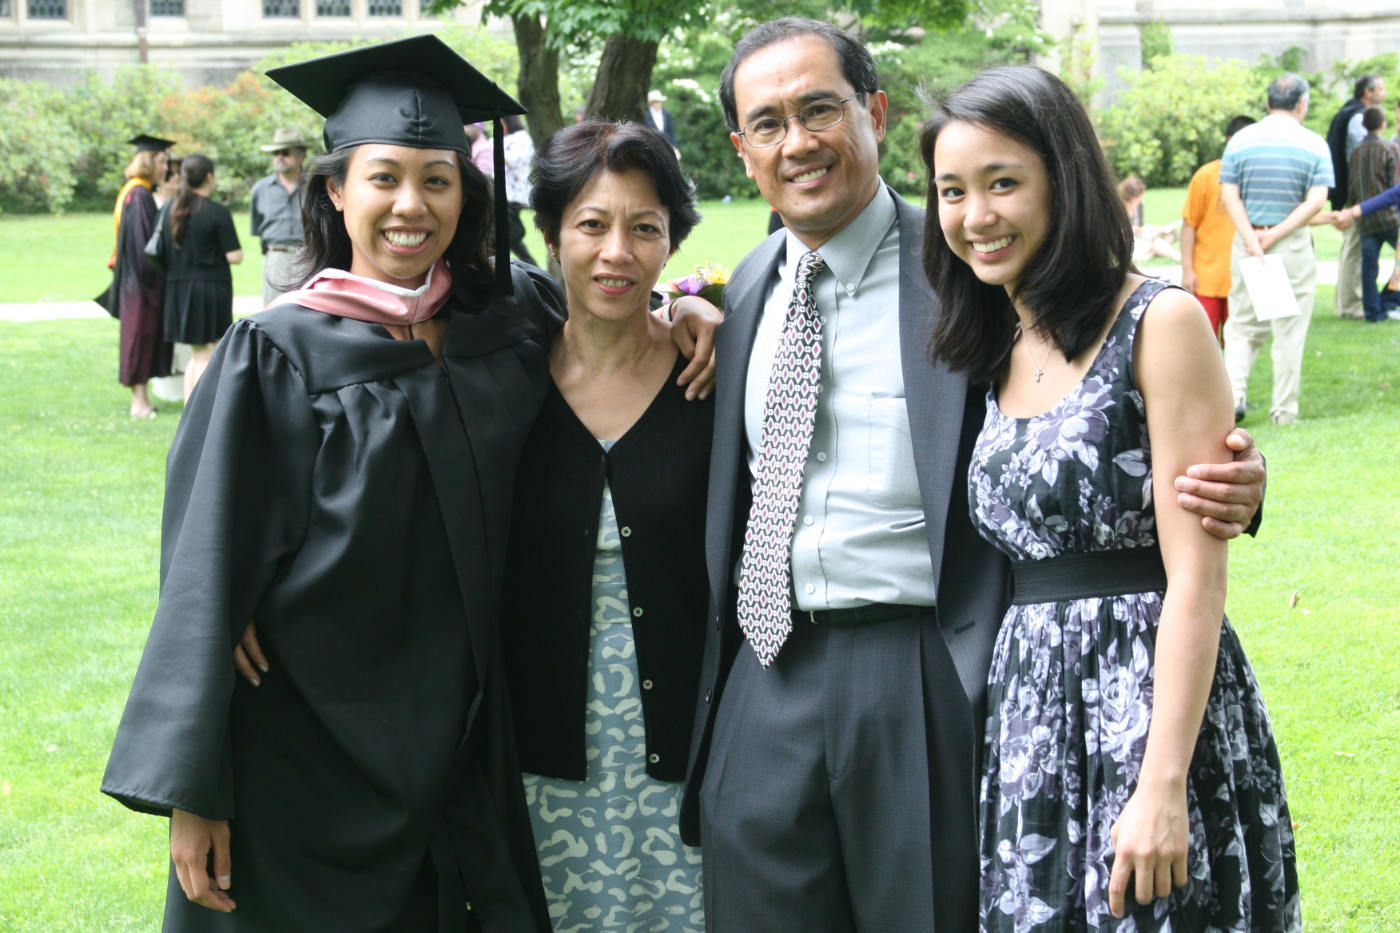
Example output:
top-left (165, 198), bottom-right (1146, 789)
top-left (521, 455), bottom-right (705, 932)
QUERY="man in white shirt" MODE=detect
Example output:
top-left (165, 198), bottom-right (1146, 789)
top-left (501, 114), bottom-right (538, 266)
top-left (680, 17), bottom-right (1268, 932)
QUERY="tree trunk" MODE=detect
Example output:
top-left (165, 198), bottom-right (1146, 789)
top-left (585, 34), bottom-right (658, 124)
top-left (511, 13), bottom-right (563, 151)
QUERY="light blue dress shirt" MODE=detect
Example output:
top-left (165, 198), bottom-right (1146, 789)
top-left (744, 186), bottom-right (936, 611)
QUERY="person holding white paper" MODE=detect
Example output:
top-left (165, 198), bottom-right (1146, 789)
top-left (1218, 73), bottom-right (1332, 424)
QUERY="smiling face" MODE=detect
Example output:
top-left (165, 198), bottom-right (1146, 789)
top-left (932, 120), bottom-right (1051, 299)
top-left (327, 144), bottom-right (462, 289)
top-left (730, 35), bottom-right (886, 249)
top-left (551, 167), bottom-right (672, 324)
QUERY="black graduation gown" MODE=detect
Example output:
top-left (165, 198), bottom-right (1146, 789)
top-left (97, 182), bottom-right (174, 385)
top-left (102, 264), bottom-right (562, 932)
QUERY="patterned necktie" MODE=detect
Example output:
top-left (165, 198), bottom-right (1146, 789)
top-left (737, 249), bottom-right (827, 668)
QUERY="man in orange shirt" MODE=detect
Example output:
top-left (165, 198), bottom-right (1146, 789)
top-left (1180, 116), bottom-right (1255, 346)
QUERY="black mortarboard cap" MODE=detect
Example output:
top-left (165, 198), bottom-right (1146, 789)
top-left (265, 34), bottom-right (524, 156)
top-left (128, 134), bottom-right (174, 152)
top-left (266, 34), bottom-right (526, 296)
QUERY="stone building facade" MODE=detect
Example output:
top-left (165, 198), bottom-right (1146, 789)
top-left (1041, 0), bottom-right (1400, 103)
top-left (0, 0), bottom-right (492, 88)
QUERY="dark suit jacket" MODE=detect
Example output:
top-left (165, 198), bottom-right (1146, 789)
top-left (1327, 99), bottom-right (1365, 210)
top-left (647, 106), bottom-right (678, 148)
top-left (678, 188), bottom-right (1010, 845)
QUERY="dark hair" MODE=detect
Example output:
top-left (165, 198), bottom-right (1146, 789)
top-left (1363, 105), bottom-right (1387, 133)
top-left (920, 65), bottom-right (1135, 383)
top-left (1225, 115), bottom-right (1255, 139)
top-left (1116, 175), bottom-right (1145, 202)
top-left (529, 120), bottom-right (700, 252)
top-left (170, 153), bottom-right (214, 247)
top-left (719, 18), bottom-right (878, 133)
top-left (1355, 73), bottom-right (1382, 101)
top-left (295, 146), bottom-right (495, 308)
top-left (502, 114), bottom-right (526, 135)
top-left (1267, 73), bottom-right (1309, 111)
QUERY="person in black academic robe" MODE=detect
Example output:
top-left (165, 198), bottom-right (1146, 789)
top-left (102, 38), bottom-right (557, 932)
top-left (98, 136), bottom-right (174, 417)
top-left (104, 265), bottom-right (561, 930)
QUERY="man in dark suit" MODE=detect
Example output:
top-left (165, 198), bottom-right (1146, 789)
top-left (646, 89), bottom-right (680, 160)
top-left (1328, 73), bottom-right (1385, 319)
top-left (679, 17), bottom-right (1265, 932)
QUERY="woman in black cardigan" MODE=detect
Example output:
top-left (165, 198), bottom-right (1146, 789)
top-left (500, 120), bottom-right (711, 931)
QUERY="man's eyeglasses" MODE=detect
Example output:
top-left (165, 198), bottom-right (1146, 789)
top-left (273, 149), bottom-right (297, 157)
top-left (737, 95), bottom-right (861, 149)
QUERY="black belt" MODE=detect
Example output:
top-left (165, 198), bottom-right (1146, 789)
top-left (1011, 546), bottom-right (1166, 605)
top-left (793, 603), bottom-right (929, 627)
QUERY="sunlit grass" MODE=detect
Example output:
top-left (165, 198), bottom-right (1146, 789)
top-left (1, 203), bottom-right (1396, 930)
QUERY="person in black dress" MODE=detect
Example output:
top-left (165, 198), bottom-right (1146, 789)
top-left (158, 153), bottom-right (244, 400)
top-left (922, 66), bottom-right (1298, 929)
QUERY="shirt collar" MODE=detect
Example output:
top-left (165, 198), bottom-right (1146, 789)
top-left (780, 181), bottom-right (896, 294)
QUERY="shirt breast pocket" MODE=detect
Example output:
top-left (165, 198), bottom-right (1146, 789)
top-left (865, 396), bottom-right (921, 510)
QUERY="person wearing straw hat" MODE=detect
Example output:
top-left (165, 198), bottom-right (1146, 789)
top-left (97, 133), bottom-right (176, 418)
top-left (248, 127), bottom-right (311, 306)
top-left (102, 36), bottom-right (566, 931)
top-left (646, 89), bottom-right (680, 161)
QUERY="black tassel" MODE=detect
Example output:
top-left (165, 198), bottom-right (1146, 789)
top-left (493, 105), bottom-right (513, 299)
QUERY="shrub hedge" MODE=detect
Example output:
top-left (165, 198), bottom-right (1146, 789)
top-left (2, 34), bottom-right (1393, 214)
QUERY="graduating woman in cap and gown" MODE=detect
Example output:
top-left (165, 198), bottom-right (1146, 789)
top-left (100, 134), bottom-right (175, 418)
top-left (103, 37), bottom-right (572, 931)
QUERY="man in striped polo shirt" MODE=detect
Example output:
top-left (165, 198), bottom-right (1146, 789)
top-left (1220, 72), bottom-right (1333, 425)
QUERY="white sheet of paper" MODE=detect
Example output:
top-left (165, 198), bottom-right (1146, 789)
top-left (1237, 255), bottom-right (1300, 321)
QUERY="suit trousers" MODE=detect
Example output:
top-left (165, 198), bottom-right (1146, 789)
top-left (1224, 226), bottom-right (1316, 422)
top-left (699, 610), bottom-right (977, 933)
top-left (1334, 223), bottom-right (1364, 318)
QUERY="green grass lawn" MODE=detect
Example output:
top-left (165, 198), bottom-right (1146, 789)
top-left (1, 200), bottom-right (1398, 930)
top-left (0, 198), bottom-right (777, 304)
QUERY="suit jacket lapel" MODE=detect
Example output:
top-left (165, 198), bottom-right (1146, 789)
top-left (706, 231), bottom-right (785, 605)
top-left (894, 191), bottom-right (969, 594)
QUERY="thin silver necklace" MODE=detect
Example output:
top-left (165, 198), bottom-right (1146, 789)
top-left (1016, 323), bottom-right (1046, 382)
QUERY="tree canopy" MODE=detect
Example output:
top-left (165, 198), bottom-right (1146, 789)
top-left (426, 0), bottom-right (978, 148)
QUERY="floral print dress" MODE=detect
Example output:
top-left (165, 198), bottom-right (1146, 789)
top-left (970, 280), bottom-right (1302, 931)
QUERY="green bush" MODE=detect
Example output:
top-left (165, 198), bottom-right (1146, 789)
top-left (157, 70), bottom-right (318, 207)
top-left (670, 84), bottom-right (753, 201)
top-left (652, 26), bottom-right (755, 202)
top-left (1139, 20), bottom-right (1172, 68)
top-left (0, 79), bottom-right (82, 214)
top-left (64, 66), bottom-right (183, 211)
top-left (880, 112), bottom-right (926, 198)
top-left (0, 26), bottom-right (521, 215)
top-left (1099, 54), bottom-right (1264, 187)
top-left (871, 16), bottom-right (1045, 198)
